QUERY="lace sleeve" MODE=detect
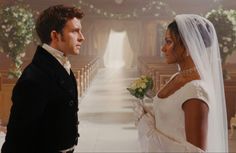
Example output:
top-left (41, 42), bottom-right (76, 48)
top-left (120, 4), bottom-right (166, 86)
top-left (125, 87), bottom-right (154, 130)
top-left (180, 81), bottom-right (209, 107)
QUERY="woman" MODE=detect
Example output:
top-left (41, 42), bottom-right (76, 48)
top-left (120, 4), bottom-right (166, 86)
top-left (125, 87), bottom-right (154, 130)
top-left (134, 14), bottom-right (228, 152)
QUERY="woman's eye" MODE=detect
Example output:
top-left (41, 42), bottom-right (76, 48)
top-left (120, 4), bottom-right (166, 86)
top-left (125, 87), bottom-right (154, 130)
top-left (166, 40), bottom-right (172, 44)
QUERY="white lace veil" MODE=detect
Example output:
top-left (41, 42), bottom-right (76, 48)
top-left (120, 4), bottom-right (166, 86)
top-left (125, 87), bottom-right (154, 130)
top-left (175, 14), bottom-right (228, 152)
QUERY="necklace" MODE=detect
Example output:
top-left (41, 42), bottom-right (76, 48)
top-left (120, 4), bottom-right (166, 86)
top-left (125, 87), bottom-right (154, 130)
top-left (158, 67), bottom-right (199, 98)
top-left (179, 67), bottom-right (197, 77)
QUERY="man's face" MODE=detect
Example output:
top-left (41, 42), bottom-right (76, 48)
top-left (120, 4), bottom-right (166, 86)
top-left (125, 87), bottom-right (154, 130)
top-left (57, 17), bottom-right (85, 55)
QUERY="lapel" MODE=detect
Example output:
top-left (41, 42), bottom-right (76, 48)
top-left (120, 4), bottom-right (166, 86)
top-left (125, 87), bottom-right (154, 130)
top-left (70, 69), bottom-right (78, 99)
top-left (32, 46), bottom-right (77, 99)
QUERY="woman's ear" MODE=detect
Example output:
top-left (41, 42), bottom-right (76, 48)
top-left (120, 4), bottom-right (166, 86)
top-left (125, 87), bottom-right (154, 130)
top-left (175, 37), bottom-right (188, 60)
top-left (177, 37), bottom-right (187, 54)
top-left (181, 43), bottom-right (188, 57)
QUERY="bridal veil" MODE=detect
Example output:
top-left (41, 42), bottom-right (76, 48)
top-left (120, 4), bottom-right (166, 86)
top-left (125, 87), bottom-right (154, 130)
top-left (175, 14), bottom-right (228, 152)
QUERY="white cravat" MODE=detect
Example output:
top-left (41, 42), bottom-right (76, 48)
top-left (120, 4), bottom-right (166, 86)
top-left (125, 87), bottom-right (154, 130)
top-left (42, 44), bottom-right (71, 75)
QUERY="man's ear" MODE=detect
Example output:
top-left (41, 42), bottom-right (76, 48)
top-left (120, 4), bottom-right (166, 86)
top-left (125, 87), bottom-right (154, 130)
top-left (50, 30), bottom-right (59, 42)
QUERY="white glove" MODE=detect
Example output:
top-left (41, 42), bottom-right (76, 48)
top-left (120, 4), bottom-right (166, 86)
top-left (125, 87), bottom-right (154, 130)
top-left (137, 113), bottom-right (156, 136)
top-left (133, 102), bottom-right (145, 126)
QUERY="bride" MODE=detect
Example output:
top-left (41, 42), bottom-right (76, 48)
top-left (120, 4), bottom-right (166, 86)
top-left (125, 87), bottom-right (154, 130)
top-left (134, 14), bottom-right (228, 152)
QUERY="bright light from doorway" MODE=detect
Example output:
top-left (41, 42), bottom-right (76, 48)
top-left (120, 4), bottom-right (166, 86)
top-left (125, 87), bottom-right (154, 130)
top-left (103, 30), bottom-right (126, 68)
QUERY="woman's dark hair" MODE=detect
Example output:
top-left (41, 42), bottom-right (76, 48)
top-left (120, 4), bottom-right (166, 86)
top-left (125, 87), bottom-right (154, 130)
top-left (167, 20), bottom-right (212, 48)
top-left (167, 21), bottom-right (180, 39)
top-left (36, 5), bottom-right (84, 44)
top-left (167, 21), bottom-right (184, 47)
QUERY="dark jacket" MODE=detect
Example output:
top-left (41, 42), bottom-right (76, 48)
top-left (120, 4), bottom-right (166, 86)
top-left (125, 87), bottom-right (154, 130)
top-left (1, 46), bottom-right (79, 153)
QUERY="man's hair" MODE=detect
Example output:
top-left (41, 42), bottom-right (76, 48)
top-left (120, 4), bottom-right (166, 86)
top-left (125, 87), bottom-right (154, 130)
top-left (36, 5), bottom-right (84, 44)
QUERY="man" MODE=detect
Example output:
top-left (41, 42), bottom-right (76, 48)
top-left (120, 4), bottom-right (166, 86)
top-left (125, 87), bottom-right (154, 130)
top-left (1, 5), bottom-right (85, 153)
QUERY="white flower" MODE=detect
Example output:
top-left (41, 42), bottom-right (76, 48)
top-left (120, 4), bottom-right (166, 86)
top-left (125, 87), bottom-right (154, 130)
top-left (8, 42), bottom-right (14, 49)
top-left (13, 12), bottom-right (18, 17)
top-left (223, 47), bottom-right (229, 53)
top-left (227, 38), bottom-right (232, 42)
top-left (4, 7), bottom-right (9, 11)
top-left (17, 22), bottom-right (22, 26)
top-left (4, 33), bottom-right (9, 37)
top-left (140, 83), bottom-right (146, 89)
top-left (19, 52), bottom-right (26, 58)
top-left (25, 40), bottom-right (31, 45)
top-left (5, 25), bottom-right (13, 32)
top-left (1, 25), bottom-right (6, 29)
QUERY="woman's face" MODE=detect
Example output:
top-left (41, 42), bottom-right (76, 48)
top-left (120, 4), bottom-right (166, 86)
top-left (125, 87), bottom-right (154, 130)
top-left (161, 29), bottom-right (186, 64)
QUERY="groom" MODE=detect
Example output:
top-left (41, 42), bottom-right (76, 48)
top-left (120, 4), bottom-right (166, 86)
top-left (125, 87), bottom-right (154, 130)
top-left (1, 5), bottom-right (85, 153)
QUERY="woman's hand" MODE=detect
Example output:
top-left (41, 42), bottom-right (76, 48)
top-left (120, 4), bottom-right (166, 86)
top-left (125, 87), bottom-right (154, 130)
top-left (137, 113), bottom-right (156, 137)
top-left (133, 102), bottom-right (145, 125)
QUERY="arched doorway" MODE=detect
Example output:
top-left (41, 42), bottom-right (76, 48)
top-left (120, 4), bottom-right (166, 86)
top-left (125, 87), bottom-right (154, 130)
top-left (103, 30), bottom-right (133, 68)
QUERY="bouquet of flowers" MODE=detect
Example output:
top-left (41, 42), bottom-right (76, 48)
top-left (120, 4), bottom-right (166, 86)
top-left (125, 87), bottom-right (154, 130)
top-left (127, 75), bottom-right (153, 100)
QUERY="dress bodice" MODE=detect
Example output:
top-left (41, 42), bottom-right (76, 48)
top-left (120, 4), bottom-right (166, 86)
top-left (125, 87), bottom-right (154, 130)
top-left (153, 80), bottom-right (209, 142)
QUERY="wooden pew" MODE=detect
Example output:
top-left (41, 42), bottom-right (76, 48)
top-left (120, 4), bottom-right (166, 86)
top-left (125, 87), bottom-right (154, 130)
top-left (70, 56), bottom-right (100, 97)
top-left (72, 66), bottom-right (86, 97)
top-left (147, 64), bottom-right (177, 91)
top-left (0, 77), bottom-right (17, 126)
top-left (0, 76), bottom-right (1, 91)
top-left (0, 57), bottom-right (29, 127)
top-left (137, 56), bottom-right (178, 91)
top-left (224, 79), bottom-right (236, 128)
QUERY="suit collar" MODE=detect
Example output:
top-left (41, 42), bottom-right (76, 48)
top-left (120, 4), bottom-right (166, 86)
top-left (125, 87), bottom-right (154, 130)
top-left (32, 46), bottom-right (77, 98)
top-left (42, 44), bottom-right (71, 75)
top-left (32, 46), bottom-right (69, 78)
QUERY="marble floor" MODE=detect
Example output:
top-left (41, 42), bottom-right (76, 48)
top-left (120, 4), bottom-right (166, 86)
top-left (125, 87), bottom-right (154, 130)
top-left (76, 68), bottom-right (140, 152)
top-left (1, 68), bottom-right (236, 152)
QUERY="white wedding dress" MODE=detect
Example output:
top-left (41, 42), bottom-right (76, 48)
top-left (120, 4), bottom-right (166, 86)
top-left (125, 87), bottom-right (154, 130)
top-left (137, 79), bottom-right (209, 152)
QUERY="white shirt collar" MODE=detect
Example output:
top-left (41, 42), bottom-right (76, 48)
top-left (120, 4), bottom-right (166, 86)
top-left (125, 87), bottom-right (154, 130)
top-left (42, 43), bottom-right (71, 75)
